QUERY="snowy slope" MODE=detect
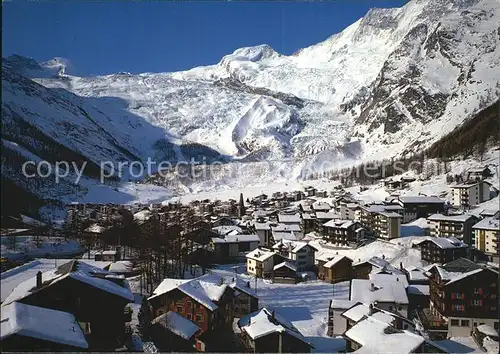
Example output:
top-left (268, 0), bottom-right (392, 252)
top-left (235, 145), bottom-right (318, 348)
top-left (2, 0), bottom-right (500, 204)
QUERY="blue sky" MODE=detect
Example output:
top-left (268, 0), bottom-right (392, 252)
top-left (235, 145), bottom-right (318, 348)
top-left (3, 1), bottom-right (407, 76)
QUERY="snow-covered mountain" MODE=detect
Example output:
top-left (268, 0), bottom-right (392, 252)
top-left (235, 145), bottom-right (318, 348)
top-left (2, 0), bottom-right (500, 204)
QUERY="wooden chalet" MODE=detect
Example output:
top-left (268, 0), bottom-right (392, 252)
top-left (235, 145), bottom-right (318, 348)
top-left (1, 260), bottom-right (134, 350)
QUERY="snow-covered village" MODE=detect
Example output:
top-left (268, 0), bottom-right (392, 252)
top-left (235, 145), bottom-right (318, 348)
top-left (2, 0), bottom-right (500, 353)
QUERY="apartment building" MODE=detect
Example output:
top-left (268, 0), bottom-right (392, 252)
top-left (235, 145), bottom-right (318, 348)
top-left (473, 211), bottom-right (500, 263)
top-left (427, 213), bottom-right (479, 245)
top-left (451, 181), bottom-right (491, 207)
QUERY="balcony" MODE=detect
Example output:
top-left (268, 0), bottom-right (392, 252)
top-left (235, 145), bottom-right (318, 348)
top-left (417, 308), bottom-right (448, 331)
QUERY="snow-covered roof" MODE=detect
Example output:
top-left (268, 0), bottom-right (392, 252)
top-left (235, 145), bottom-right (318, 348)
top-left (133, 209), bottom-right (152, 221)
top-left (472, 215), bottom-right (500, 231)
top-left (2, 260), bottom-right (134, 306)
top-left (0, 302), bottom-right (88, 349)
top-left (212, 225), bottom-right (243, 235)
top-left (445, 268), bottom-right (486, 286)
top-left (149, 274), bottom-right (228, 311)
top-left (350, 279), bottom-right (408, 305)
top-left (345, 315), bottom-right (425, 354)
top-left (149, 279), bottom-right (190, 299)
top-left (273, 261), bottom-right (297, 272)
top-left (407, 284), bottom-right (430, 296)
top-left (413, 236), bottom-right (467, 249)
top-left (427, 213), bottom-right (476, 223)
top-left (1, 258), bottom-right (112, 303)
top-left (238, 308), bottom-right (311, 346)
top-left (229, 277), bottom-right (258, 299)
top-left (84, 223), bottom-right (108, 233)
top-left (152, 311), bottom-right (200, 340)
top-left (398, 196), bottom-right (444, 204)
top-left (341, 303), bottom-right (370, 322)
top-left (377, 211), bottom-right (403, 218)
top-left (277, 213), bottom-right (301, 223)
top-left (19, 214), bottom-right (47, 228)
top-left (323, 255), bottom-right (349, 268)
top-left (271, 223), bottom-right (301, 232)
top-left (315, 211), bottom-right (338, 219)
top-left (369, 273), bottom-right (409, 289)
top-left (253, 221), bottom-right (271, 230)
top-left (329, 299), bottom-right (358, 310)
top-left (323, 219), bottom-right (355, 229)
top-left (108, 261), bottom-right (133, 273)
top-left (311, 201), bottom-right (331, 210)
top-left (404, 266), bottom-right (428, 282)
top-left (476, 324), bottom-right (498, 337)
top-left (246, 248), bottom-right (276, 262)
top-left (211, 234), bottom-right (260, 244)
top-left (272, 230), bottom-right (303, 242)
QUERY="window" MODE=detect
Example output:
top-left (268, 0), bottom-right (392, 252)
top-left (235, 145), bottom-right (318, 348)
top-left (196, 314), bottom-right (203, 322)
top-left (472, 300), bottom-right (483, 306)
top-left (452, 304), bottom-right (465, 312)
top-left (176, 306), bottom-right (183, 313)
top-left (494, 322), bottom-right (499, 330)
top-left (187, 314), bottom-right (192, 320)
top-left (389, 306), bottom-right (393, 311)
top-left (451, 293), bottom-right (465, 300)
top-left (398, 306), bottom-right (402, 311)
top-left (451, 319), bottom-right (460, 326)
top-left (461, 320), bottom-right (470, 327)
top-left (473, 288), bottom-right (483, 295)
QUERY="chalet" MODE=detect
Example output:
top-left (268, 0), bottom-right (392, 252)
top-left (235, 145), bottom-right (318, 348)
top-left (209, 234), bottom-right (260, 263)
top-left (1, 260), bottom-right (134, 350)
top-left (349, 278), bottom-right (409, 318)
top-left (413, 237), bottom-right (468, 264)
top-left (304, 186), bottom-right (317, 197)
top-left (343, 312), bottom-right (445, 353)
top-left (270, 225), bottom-right (304, 243)
top-left (147, 274), bottom-right (235, 351)
top-left (272, 240), bottom-right (317, 272)
top-left (0, 302), bottom-right (89, 352)
top-left (273, 262), bottom-right (298, 284)
top-left (94, 250), bottom-right (121, 262)
top-left (228, 278), bottom-right (259, 318)
top-left (467, 167), bottom-right (492, 182)
top-left (237, 308), bottom-right (313, 353)
top-left (451, 181), bottom-right (492, 207)
top-left (322, 219), bottom-right (364, 245)
top-left (277, 213), bottom-right (301, 227)
top-left (403, 265), bottom-right (430, 286)
top-left (318, 255), bottom-right (352, 284)
top-left (473, 212), bottom-right (500, 263)
top-left (315, 211), bottom-right (338, 233)
top-left (351, 256), bottom-right (403, 279)
top-left (396, 196), bottom-right (446, 223)
top-left (150, 311), bottom-right (201, 352)
top-left (427, 213), bottom-right (479, 245)
top-left (246, 247), bottom-right (286, 278)
top-left (425, 258), bottom-right (499, 338)
top-left (327, 299), bottom-right (358, 336)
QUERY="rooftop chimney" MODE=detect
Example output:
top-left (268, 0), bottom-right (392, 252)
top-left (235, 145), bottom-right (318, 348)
top-left (400, 262), bottom-right (403, 270)
top-left (369, 303), bottom-right (374, 315)
top-left (272, 310), bottom-right (275, 319)
top-left (36, 271), bottom-right (42, 288)
top-left (370, 283), bottom-right (375, 291)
